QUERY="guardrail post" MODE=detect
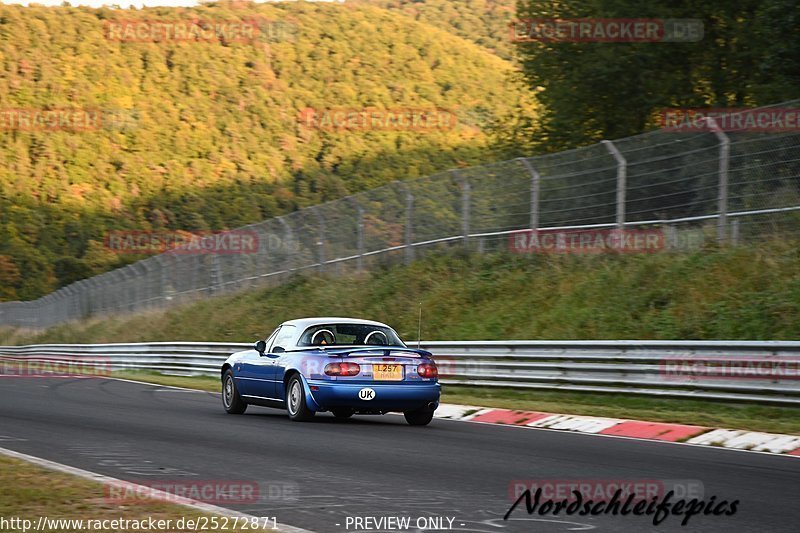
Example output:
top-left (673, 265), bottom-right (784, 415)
top-left (602, 140), bottom-right (627, 230)
top-left (731, 219), bottom-right (740, 245)
top-left (314, 207), bottom-right (326, 273)
top-left (518, 157), bottom-right (540, 231)
top-left (452, 170), bottom-right (470, 248)
top-left (705, 117), bottom-right (730, 244)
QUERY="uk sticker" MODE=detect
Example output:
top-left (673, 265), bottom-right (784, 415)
top-left (359, 388), bottom-right (375, 400)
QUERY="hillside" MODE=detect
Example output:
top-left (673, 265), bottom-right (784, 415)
top-left (355, 0), bottom-right (517, 60)
top-left (3, 242), bottom-right (799, 345)
top-left (0, 1), bottom-right (535, 300)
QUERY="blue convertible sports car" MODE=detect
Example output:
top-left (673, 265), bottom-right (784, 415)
top-left (220, 317), bottom-right (441, 425)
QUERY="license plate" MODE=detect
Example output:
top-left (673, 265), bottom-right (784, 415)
top-left (373, 364), bottom-right (403, 381)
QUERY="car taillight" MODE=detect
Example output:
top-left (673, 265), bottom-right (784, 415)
top-left (417, 362), bottom-right (438, 378)
top-left (324, 362), bottom-right (361, 376)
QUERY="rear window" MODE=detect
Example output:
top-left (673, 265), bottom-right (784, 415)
top-left (298, 323), bottom-right (405, 347)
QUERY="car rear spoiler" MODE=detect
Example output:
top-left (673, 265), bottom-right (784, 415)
top-left (321, 347), bottom-right (433, 358)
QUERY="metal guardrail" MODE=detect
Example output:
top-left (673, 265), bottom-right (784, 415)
top-left (2, 340), bottom-right (799, 405)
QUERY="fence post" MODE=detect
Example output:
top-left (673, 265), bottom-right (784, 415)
top-left (139, 259), bottom-right (155, 309)
top-left (152, 255), bottom-right (166, 306)
top-left (277, 217), bottom-right (295, 273)
top-left (77, 281), bottom-right (90, 318)
top-left (94, 275), bottom-right (104, 314)
top-left (404, 185), bottom-right (415, 264)
top-left (705, 117), bottom-right (730, 244)
top-left (114, 269), bottom-right (127, 312)
top-left (59, 286), bottom-right (72, 324)
top-left (74, 278), bottom-right (85, 320)
top-left (125, 265), bottom-right (135, 310)
top-left (601, 140), bottom-right (627, 230)
top-left (518, 157), bottom-right (540, 231)
top-left (82, 281), bottom-right (92, 319)
top-left (130, 263), bottom-right (144, 310)
top-left (49, 294), bottom-right (58, 327)
top-left (452, 170), bottom-right (470, 248)
top-left (209, 251), bottom-right (222, 295)
top-left (349, 197), bottom-right (365, 272)
top-left (314, 207), bottom-right (326, 272)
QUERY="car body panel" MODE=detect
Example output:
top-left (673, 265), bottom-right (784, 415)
top-left (222, 318), bottom-right (441, 416)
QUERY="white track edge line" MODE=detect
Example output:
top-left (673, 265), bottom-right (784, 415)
top-left (107, 376), bottom-right (217, 393)
top-left (0, 446), bottom-right (315, 533)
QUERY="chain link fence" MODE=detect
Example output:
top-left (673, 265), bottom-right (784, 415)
top-left (1, 100), bottom-right (799, 328)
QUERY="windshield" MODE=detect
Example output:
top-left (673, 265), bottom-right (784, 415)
top-left (298, 323), bottom-right (406, 347)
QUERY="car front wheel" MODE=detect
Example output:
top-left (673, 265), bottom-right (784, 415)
top-left (222, 369), bottom-right (247, 414)
top-left (286, 375), bottom-right (315, 421)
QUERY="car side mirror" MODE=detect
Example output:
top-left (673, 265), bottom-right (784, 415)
top-left (273, 346), bottom-right (286, 354)
top-left (254, 340), bottom-right (267, 355)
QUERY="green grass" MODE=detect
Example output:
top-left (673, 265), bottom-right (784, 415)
top-left (113, 371), bottom-right (800, 435)
top-left (2, 242), bottom-right (800, 346)
top-left (115, 370), bottom-right (221, 392)
top-left (0, 455), bottom-right (272, 532)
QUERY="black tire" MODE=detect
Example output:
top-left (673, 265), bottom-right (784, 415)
top-left (404, 408), bottom-right (434, 426)
top-left (286, 375), bottom-right (315, 421)
top-left (331, 409), bottom-right (354, 419)
top-left (222, 369), bottom-right (247, 414)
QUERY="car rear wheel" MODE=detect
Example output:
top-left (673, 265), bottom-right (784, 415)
top-left (222, 369), bottom-right (247, 414)
top-left (404, 408), bottom-right (434, 426)
top-left (286, 375), bottom-right (315, 421)
top-left (331, 409), bottom-right (354, 419)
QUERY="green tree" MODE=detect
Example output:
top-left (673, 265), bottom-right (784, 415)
top-left (514, 0), bottom-right (800, 150)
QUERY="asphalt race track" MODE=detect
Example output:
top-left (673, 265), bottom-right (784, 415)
top-left (1, 377), bottom-right (798, 532)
